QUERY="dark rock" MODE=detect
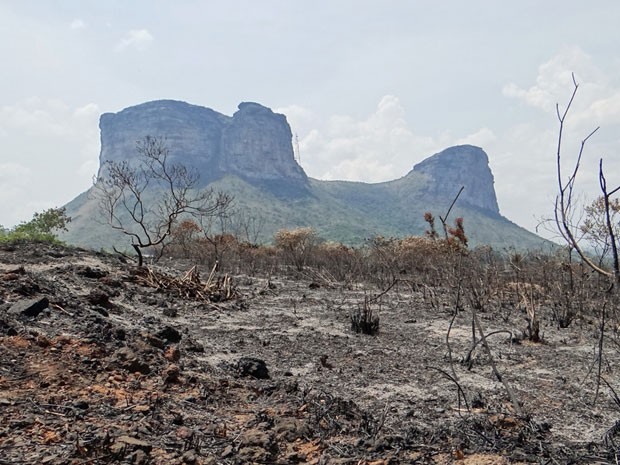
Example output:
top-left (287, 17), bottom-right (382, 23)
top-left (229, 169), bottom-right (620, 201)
top-left (76, 266), bottom-right (108, 279)
top-left (181, 450), bottom-right (198, 464)
top-left (35, 335), bottom-right (52, 347)
top-left (87, 289), bottom-right (112, 307)
top-left (162, 364), bottom-right (181, 384)
top-left (162, 306), bottom-right (177, 317)
top-left (0, 317), bottom-right (17, 336)
top-left (274, 418), bottom-right (310, 441)
top-left (182, 336), bottom-right (204, 352)
top-left (142, 332), bottom-right (165, 349)
top-left (240, 429), bottom-right (270, 444)
top-left (157, 326), bottom-right (182, 343)
top-left (13, 278), bottom-right (40, 296)
top-left (92, 306), bottom-right (109, 317)
top-left (112, 347), bottom-right (151, 375)
top-left (164, 346), bottom-right (181, 362)
top-left (237, 357), bottom-right (270, 379)
top-left (10, 297), bottom-right (49, 317)
top-left (237, 446), bottom-right (270, 463)
top-left (237, 429), bottom-right (274, 462)
top-left (73, 400), bottom-right (89, 410)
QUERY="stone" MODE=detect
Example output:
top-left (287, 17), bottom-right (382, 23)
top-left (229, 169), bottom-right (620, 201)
top-left (220, 445), bottom-right (234, 458)
top-left (164, 346), bottom-right (181, 362)
top-left (87, 289), bottom-right (111, 307)
top-left (142, 332), bottom-right (165, 349)
top-left (237, 446), bottom-right (270, 463)
top-left (162, 364), bottom-right (180, 384)
top-left (162, 306), bottom-right (177, 317)
top-left (76, 266), bottom-right (108, 279)
top-left (0, 316), bottom-right (17, 336)
top-left (239, 429), bottom-right (272, 448)
top-left (10, 297), bottom-right (49, 317)
top-left (157, 326), bottom-right (182, 343)
top-left (237, 357), bottom-right (270, 379)
top-left (112, 347), bottom-right (151, 375)
top-left (181, 450), bottom-right (198, 464)
top-left (274, 417), bottom-right (310, 441)
top-left (73, 400), bottom-right (89, 410)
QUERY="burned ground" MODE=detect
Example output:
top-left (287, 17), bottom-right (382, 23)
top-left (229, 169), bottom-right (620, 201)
top-left (0, 241), bottom-right (618, 464)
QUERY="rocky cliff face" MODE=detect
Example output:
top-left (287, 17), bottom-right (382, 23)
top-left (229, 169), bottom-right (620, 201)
top-left (220, 103), bottom-right (307, 182)
top-left (412, 145), bottom-right (500, 215)
top-left (64, 106), bottom-right (545, 249)
top-left (97, 100), bottom-right (307, 187)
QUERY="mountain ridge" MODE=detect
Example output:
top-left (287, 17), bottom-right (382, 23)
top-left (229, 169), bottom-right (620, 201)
top-left (61, 100), bottom-right (550, 251)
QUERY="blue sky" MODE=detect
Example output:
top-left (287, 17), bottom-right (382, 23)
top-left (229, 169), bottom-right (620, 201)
top-left (2, 1), bottom-right (620, 239)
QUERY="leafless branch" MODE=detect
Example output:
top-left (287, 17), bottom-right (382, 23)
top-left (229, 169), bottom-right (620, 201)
top-left (93, 136), bottom-right (233, 266)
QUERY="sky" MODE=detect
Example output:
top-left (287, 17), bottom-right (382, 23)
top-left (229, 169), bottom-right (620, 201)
top-left (2, 1), bottom-right (620, 241)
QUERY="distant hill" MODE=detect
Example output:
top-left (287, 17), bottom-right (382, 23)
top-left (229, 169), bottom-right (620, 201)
top-left (61, 100), bottom-right (550, 251)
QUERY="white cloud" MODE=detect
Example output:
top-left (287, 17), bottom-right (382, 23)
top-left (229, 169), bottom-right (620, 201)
top-left (70, 18), bottom-right (87, 30)
top-left (456, 127), bottom-right (496, 147)
top-left (502, 46), bottom-right (605, 113)
top-left (495, 48), bottom-right (620, 236)
top-left (280, 95), bottom-right (444, 183)
top-left (0, 162), bottom-right (32, 227)
top-left (0, 98), bottom-right (101, 227)
top-left (116, 29), bottom-right (154, 52)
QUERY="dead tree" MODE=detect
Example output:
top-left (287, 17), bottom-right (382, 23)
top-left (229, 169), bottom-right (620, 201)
top-left (555, 74), bottom-right (620, 407)
top-left (554, 73), bottom-right (620, 284)
top-left (94, 136), bottom-right (233, 266)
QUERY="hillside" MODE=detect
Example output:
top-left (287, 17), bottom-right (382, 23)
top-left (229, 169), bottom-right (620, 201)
top-left (61, 100), bottom-right (550, 252)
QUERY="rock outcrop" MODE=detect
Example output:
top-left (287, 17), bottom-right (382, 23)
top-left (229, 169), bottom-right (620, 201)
top-left (412, 145), bottom-right (500, 215)
top-left (220, 103), bottom-right (307, 182)
top-left (97, 100), bottom-right (307, 187)
top-left (62, 101), bottom-right (548, 250)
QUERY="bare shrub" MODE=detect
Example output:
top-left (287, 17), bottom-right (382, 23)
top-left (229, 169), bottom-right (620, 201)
top-left (350, 295), bottom-right (380, 335)
top-left (93, 136), bottom-right (233, 266)
top-left (274, 227), bottom-right (318, 272)
top-left (395, 235), bottom-right (455, 287)
top-left (168, 219), bottom-right (202, 259)
top-left (365, 236), bottom-right (400, 288)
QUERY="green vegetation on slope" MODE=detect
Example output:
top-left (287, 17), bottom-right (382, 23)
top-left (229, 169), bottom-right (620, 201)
top-left (61, 174), bottom-right (551, 252)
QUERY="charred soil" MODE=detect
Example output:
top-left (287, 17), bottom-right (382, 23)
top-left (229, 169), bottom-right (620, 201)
top-left (0, 241), bottom-right (618, 464)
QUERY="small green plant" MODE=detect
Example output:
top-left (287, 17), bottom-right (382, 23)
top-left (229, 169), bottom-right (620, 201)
top-left (1, 207), bottom-right (71, 243)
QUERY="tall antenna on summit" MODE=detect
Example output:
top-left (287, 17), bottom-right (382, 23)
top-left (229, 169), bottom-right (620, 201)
top-left (294, 133), bottom-right (301, 164)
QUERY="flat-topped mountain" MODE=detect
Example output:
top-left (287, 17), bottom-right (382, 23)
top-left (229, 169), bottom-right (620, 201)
top-left (98, 100), bottom-right (307, 190)
top-left (62, 100), bottom-right (548, 251)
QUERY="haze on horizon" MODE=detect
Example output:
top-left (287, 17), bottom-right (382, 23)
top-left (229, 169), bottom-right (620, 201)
top-left (2, 1), bottom-right (620, 241)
